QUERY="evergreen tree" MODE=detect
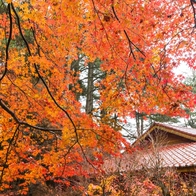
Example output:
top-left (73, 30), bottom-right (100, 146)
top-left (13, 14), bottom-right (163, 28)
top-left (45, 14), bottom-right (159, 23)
top-left (184, 71), bottom-right (196, 128)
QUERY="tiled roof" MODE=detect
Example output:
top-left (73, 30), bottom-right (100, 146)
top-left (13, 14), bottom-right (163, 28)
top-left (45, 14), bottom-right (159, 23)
top-left (103, 142), bottom-right (196, 172)
top-left (137, 142), bottom-right (196, 169)
top-left (103, 123), bottom-right (196, 173)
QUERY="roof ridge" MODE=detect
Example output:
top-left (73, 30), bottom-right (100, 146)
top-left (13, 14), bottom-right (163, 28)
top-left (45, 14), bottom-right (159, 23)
top-left (133, 123), bottom-right (196, 146)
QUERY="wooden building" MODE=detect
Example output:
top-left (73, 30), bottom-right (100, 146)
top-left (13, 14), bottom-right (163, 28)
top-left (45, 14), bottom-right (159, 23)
top-left (103, 122), bottom-right (196, 173)
top-left (132, 122), bottom-right (196, 172)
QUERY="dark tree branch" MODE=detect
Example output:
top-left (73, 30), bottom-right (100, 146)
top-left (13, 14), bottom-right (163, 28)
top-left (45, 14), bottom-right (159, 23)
top-left (0, 99), bottom-right (62, 134)
top-left (111, 4), bottom-right (145, 59)
top-left (7, 74), bottom-right (31, 103)
top-left (78, 142), bottom-right (97, 169)
top-left (78, 128), bottom-right (116, 145)
top-left (30, 27), bottom-right (41, 56)
top-left (111, 5), bottom-right (120, 22)
top-left (61, 141), bottom-right (78, 177)
top-left (10, 3), bottom-right (78, 140)
top-left (190, 0), bottom-right (196, 27)
top-left (34, 64), bottom-right (79, 141)
top-left (0, 4), bottom-right (12, 82)
top-left (10, 4), bottom-right (95, 170)
top-left (11, 3), bottom-right (31, 55)
top-left (0, 124), bottom-right (20, 184)
top-left (91, 0), bottom-right (116, 59)
top-left (124, 30), bottom-right (146, 58)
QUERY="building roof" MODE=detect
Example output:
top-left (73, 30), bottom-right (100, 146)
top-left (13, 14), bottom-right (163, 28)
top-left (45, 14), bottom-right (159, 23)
top-left (136, 142), bottom-right (196, 170)
top-left (103, 142), bottom-right (196, 172)
top-left (133, 123), bottom-right (196, 171)
top-left (103, 123), bottom-right (196, 173)
top-left (134, 122), bottom-right (196, 146)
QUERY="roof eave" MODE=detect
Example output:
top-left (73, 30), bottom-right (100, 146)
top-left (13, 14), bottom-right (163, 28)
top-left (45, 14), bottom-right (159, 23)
top-left (133, 122), bottom-right (196, 146)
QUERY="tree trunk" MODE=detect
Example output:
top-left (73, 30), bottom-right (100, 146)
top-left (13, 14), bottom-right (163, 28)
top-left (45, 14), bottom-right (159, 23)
top-left (136, 112), bottom-right (144, 137)
top-left (85, 62), bottom-right (94, 114)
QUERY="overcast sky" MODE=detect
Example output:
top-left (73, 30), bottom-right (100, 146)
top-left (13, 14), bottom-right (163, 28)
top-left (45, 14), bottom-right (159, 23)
top-left (173, 63), bottom-right (193, 78)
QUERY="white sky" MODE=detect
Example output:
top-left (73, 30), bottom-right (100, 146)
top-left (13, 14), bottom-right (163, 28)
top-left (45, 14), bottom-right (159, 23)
top-left (173, 63), bottom-right (193, 78)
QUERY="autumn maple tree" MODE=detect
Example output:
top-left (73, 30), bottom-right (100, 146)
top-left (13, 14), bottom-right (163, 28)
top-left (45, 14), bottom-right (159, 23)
top-left (0, 0), bottom-right (195, 194)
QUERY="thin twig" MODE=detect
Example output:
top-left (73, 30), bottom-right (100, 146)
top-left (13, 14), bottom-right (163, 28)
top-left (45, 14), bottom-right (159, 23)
top-left (0, 124), bottom-right (20, 184)
top-left (61, 141), bottom-right (77, 176)
top-left (190, 0), bottom-right (196, 27)
top-left (111, 4), bottom-right (145, 58)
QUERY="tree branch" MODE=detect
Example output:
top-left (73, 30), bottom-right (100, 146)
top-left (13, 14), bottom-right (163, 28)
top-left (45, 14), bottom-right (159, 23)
top-left (11, 3), bottom-right (78, 140)
top-left (0, 124), bottom-right (20, 184)
top-left (0, 99), bottom-right (62, 134)
top-left (111, 4), bottom-right (145, 59)
top-left (11, 3), bottom-right (31, 55)
top-left (190, 0), bottom-right (196, 27)
top-left (0, 4), bottom-right (12, 82)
